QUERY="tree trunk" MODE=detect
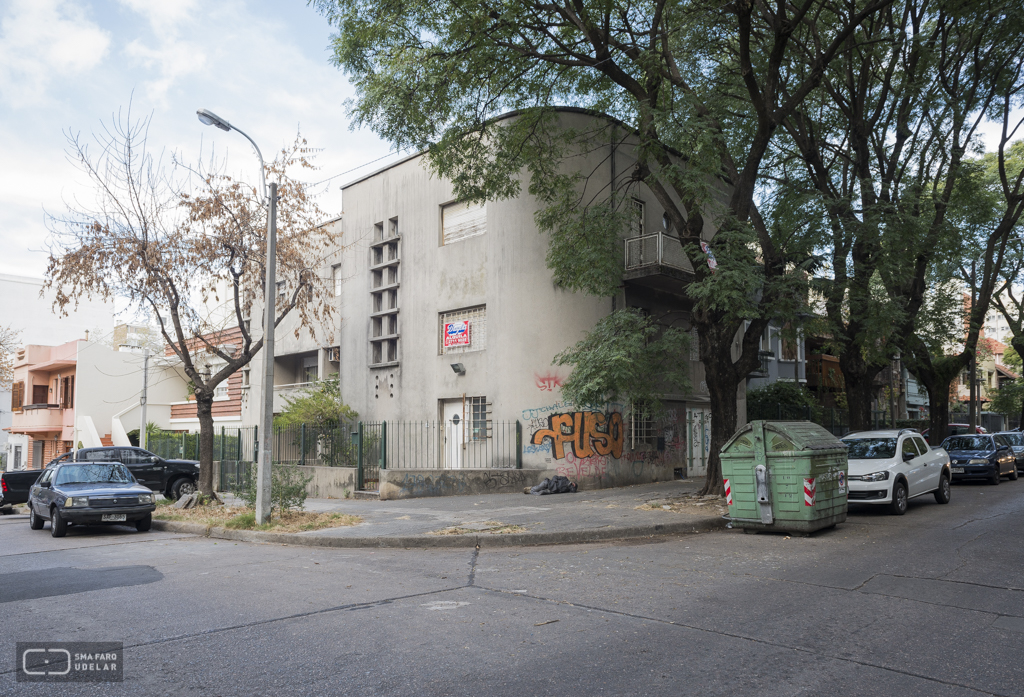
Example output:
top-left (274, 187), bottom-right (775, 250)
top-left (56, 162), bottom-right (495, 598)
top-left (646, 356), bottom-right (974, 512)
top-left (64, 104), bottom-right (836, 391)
top-left (843, 366), bottom-right (881, 432)
top-left (195, 392), bottom-right (216, 496)
top-left (697, 319), bottom-right (745, 497)
top-left (926, 383), bottom-right (951, 447)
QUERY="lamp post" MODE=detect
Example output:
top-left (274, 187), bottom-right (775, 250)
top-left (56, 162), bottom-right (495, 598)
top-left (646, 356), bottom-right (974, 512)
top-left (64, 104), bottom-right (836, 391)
top-left (197, 108), bottom-right (276, 525)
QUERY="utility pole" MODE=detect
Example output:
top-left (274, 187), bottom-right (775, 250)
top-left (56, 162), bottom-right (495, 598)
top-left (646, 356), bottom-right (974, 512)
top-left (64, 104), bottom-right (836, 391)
top-left (140, 348), bottom-right (150, 450)
top-left (256, 182), bottom-right (278, 525)
top-left (888, 357), bottom-right (898, 428)
top-left (968, 259), bottom-right (978, 432)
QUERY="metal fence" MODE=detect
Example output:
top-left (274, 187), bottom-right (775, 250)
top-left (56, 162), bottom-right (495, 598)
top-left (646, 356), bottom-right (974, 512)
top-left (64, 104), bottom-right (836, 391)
top-left (180, 419), bottom-right (523, 493)
top-left (382, 420), bottom-right (521, 470)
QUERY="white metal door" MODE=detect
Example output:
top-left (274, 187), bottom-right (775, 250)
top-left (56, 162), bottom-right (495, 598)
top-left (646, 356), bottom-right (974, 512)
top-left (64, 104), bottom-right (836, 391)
top-left (442, 400), bottom-right (464, 469)
top-left (686, 406), bottom-right (711, 478)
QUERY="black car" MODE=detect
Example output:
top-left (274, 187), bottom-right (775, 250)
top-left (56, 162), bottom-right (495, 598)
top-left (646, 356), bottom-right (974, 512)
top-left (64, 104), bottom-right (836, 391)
top-left (992, 432), bottom-right (1024, 472)
top-left (941, 434), bottom-right (1019, 485)
top-left (27, 462), bottom-right (156, 538)
top-left (74, 446), bottom-right (200, 500)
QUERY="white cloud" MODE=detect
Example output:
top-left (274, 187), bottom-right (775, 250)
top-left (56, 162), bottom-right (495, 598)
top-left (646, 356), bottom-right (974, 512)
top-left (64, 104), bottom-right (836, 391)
top-left (0, 0), bottom-right (110, 107)
top-left (118, 0), bottom-right (197, 31)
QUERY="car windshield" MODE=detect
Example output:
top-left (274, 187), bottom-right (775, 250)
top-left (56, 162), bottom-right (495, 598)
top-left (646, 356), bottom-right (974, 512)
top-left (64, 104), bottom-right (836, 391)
top-left (54, 464), bottom-right (134, 486)
top-left (842, 438), bottom-right (897, 459)
top-left (999, 433), bottom-right (1023, 446)
top-left (943, 436), bottom-right (992, 451)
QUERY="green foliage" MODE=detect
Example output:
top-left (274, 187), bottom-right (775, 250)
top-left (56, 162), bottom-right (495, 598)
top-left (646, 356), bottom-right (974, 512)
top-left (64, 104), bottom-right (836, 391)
top-left (747, 382), bottom-right (822, 421)
top-left (239, 464), bottom-right (314, 514)
top-left (225, 512), bottom-right (256, 529)
top-left (1003, 345), bottom-right (1022, 371)
top-left (989, 380), bottom-right (1024, 417)
top-left (553, 309), bottom-right (690, 413)
top-left (275, 378), bottom-right (357, 429)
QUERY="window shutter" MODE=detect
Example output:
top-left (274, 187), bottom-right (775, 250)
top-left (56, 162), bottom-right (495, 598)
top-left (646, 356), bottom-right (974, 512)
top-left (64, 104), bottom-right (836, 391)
top-left (12, 381), bottom-right (23, 412)
top-left (442, 201), bottom-right (486, 245)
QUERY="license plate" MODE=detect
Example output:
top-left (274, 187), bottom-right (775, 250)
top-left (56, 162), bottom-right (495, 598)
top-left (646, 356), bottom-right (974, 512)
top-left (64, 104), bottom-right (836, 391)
top-left (101, 514), bottom-right (127, 522)
top-left (951, 467), bottom-right (964, 473)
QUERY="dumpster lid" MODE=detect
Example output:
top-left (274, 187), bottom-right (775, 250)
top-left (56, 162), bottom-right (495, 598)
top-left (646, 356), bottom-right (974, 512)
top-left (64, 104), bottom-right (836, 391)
top-left (721, 420), bottom-right (846, 454)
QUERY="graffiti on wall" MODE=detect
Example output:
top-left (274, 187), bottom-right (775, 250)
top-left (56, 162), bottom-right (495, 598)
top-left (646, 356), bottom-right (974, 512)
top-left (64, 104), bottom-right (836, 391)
top-left (534, 372), bottom-right (564, 392)
top-left (556, 451), bottom-right (609, 478)
top-left (531, 410), bottom-right (625, 460)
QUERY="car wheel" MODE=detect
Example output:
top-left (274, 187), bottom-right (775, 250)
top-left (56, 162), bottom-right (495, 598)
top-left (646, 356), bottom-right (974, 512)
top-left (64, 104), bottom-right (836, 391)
top-left (933, 474), bottom-right (951, 504)
top-left (50, 507), bottom-right (67, 538)
top-left (170, 478), bottom-right (196, 500)
top-left (1010, 466), bottom-right (1019, 481)
top-left (29, 506), bottom-right (43, 530)
top-left (990, 467), bottom-right (1001, 485)
top-left (135, 513), bottom-right (152, 532)
top-left (889, 480), bottom-right (908, 516)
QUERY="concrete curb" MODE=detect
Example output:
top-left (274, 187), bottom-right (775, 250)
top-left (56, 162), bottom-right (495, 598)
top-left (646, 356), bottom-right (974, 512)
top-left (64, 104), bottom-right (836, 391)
top-left (151, 516), bottom-right (727, 549)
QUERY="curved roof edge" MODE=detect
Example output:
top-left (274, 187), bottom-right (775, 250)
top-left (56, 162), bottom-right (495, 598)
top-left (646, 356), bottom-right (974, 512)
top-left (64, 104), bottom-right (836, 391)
top-left (340, 106), bottom-right (640, 191)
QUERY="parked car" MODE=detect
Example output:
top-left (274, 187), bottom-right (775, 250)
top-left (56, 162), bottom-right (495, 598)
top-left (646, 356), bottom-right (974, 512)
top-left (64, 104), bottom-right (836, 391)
top-left (921, 423), bottom-right (987, 441)
top-left (0, 469), bottom-right (43, 512)
top-left (842, 429), bottom-right (952, 515)
top-left (941, 434), bottom-right (1019, 485)
top-left (74, 446), bottom-right (200, 500)
top-left (992, 432), bottom-right (1024, 472)
top-left (27, 461), bottom-right (156, 538)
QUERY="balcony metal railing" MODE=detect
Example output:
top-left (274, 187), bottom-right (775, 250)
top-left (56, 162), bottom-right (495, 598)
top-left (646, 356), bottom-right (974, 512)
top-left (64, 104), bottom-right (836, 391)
top-left (624, 232), bottom-right (694, 273)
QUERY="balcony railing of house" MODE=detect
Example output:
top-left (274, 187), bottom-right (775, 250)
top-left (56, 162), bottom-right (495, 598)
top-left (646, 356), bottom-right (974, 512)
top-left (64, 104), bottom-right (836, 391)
top-left (624, 232), bottom-right (694, 273)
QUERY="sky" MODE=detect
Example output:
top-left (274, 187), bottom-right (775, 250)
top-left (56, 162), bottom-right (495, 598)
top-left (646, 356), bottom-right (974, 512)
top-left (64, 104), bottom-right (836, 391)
top-left (0, 0), bottom-right (401, 280)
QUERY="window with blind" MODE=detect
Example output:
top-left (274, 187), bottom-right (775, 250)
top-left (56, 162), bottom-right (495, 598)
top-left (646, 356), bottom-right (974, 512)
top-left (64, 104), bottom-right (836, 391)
top-left (11, 381), bottom-right (24, 412)
top-left (442, 200), bottom-right (486, 245)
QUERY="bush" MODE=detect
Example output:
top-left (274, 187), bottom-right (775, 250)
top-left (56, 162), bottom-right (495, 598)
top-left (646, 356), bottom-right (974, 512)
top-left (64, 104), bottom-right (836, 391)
top-left (747, 382), bottom-right (822, 420)
top-left (238, 463), bottom-right (314, 515)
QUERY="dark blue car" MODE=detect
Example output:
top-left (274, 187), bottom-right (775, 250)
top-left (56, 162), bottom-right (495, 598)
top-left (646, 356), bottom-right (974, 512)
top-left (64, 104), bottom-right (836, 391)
top-left (28, 462), bottom-right (156, 538)
top-left (941, 434), bottom-right (1019, 485)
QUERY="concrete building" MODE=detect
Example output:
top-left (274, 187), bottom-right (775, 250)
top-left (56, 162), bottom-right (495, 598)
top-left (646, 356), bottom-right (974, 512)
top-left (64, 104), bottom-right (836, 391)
top-left (6, 336), bottom-right (188, 470)
top-left (252, 109), bottom-right (740, 498)
top-left (0, 273), bottom-right (115, 464)
top-left (746, 322), bottom-right (808, 391)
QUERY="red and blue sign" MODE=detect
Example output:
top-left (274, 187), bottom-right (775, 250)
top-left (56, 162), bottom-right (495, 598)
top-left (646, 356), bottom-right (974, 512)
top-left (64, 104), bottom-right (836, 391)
top-left (443, 320), bottom-right (471, 348)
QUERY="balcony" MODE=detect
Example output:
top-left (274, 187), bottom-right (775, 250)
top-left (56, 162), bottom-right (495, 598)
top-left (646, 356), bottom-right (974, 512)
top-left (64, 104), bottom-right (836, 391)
top-left (273, 381), bottom-right (316, 413)
top-left (623, 233), bottom-right (695, 294)
top-left (12, 405), bottom-right (68, 434)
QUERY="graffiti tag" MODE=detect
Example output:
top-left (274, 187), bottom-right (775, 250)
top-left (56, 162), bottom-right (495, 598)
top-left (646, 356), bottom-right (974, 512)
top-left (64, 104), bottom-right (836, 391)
top-left (531, 411), bottom-right (624, 460)
top-left (534, 372), bottom-right (564, 392)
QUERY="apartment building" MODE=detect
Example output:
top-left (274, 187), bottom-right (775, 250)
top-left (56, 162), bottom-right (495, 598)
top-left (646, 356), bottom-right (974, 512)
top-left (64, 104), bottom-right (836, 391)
top-left (254, 109), bottom-right (742, 491)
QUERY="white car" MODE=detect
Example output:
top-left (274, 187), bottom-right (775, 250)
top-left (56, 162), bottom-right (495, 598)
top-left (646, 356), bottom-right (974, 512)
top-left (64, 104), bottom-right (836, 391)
top-left (842, 429), bottom-right (952, 515)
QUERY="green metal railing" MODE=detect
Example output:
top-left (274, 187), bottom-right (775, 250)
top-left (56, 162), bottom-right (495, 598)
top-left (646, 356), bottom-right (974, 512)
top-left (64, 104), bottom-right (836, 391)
top-left (192, 419), bottom-right (522, 493)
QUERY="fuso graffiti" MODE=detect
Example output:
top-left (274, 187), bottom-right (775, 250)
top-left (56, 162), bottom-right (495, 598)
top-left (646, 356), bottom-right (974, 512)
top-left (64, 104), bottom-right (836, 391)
top-left (531, 411), bottom-right (624, 460)
top-left (534, 372), bottom-right (564, 392)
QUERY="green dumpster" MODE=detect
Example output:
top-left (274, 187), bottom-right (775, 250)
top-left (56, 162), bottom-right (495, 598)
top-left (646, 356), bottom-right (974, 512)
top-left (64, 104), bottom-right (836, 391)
top-left (720, 420), bottom-right (848, 534)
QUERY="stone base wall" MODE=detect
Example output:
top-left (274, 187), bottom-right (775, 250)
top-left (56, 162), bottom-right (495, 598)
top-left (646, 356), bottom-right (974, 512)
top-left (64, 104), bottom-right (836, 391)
top-left (379, 460), bottom-right (676, 500)
top-left (213, 462), bottom-right (357, 500)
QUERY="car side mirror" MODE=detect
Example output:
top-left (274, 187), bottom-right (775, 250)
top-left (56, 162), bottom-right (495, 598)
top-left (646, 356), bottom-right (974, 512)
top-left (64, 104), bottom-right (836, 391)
top-left (39, 481), bottom-right (51, 488)
top-left (903, 451), bottom-right (914, 461)
top-left (150, 456), bottom-right (159, 463)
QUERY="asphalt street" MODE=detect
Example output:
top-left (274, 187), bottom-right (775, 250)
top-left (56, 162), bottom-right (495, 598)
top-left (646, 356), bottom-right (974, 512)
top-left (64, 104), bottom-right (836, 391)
top-left (0, 479), bottom-right (1022, 697)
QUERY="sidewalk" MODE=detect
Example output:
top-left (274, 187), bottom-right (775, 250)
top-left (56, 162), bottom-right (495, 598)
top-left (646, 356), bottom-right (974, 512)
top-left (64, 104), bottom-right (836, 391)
top-left (153, 479), bottom-right (729, 548)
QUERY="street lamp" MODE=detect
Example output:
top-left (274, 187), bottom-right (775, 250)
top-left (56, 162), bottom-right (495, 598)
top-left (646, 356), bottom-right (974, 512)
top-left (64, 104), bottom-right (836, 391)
top-left (197, 108), bottom-right (277, 525)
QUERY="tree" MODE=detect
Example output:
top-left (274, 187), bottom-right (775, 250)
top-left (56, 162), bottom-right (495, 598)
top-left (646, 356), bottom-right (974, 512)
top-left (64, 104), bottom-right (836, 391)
top-left (553, 309), bottom-right (690, 412)
top-left (45, 110), bottom-right (341, 497)
top-left (0, 324), bottom-right (21, 391)
top-left (312, 0), bottom-right (895, 494)
top-left (769, 0), bottom-right (1024, 436)
top-left (275, 378), bottom-right (357, 429)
